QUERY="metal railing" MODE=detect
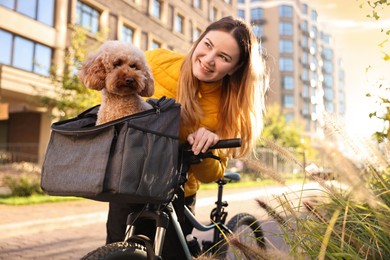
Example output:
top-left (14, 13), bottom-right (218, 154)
top-left (0, 143), bottom-right (39, 164)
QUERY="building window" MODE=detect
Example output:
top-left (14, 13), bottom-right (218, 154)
top-left (283, 95), bottom-right (294, 108)
top-left (322, 33), bottom-right (331, 44)
top-left (76, 1), bottom-right (100, 33)
top-left (279, 57), bottom-right (293, 71)
top-left (324, 74), bottom-right (333, 86)
top-left (301, 3), bottom-right (308, 14)
top-left (324, 87), bottom-right (334, 100)
top-left (252, 24), bottom-right (263, 38)
top-left (279, 5), bottom-right (293, 18)
top-left (122, 25), bottom-right (134, 43)
top-left (209, 6), bottom-right (217, 21)
top-left (325, 101), bottom-right (334, 113)
top-left (279, 22), bottom-right (293, 36)
top-left (302, 84), bottom-right (309, 97)
top-left (0, 0), bottom-right (55, 26)
top-left (301, 52), bottom-right (308, 64)
top-left (151, 40), bottom-right (161, 50)
top-left (193, 0), bottom-right (201, 9)
top-left (237, 9), bottom-right (245, 19)
top-left (280, 39), bottom-right (293, 53)
top-left (285, 113), bottom-right (294, 122)
top-left (174, 14), bottom-right (184, 34)
top-left (282, 75), bottom-right (294, 90)
top-left (302, 68), bottom-right (308, 81)
top-left (151, 0), bottom-right (161, 19)
top-left (193, 27), bottom-right (201, 42)
top-left (301, 35), bottom-right (308, 48)
top-left (301, 20), bottom-right (308, 31)
top-left (323, 48), bottom-right (333, 60)
top-left (302, 102), bottom-right (309, 115)
top-left (311, 10), bottom-right (318, 21)
top-left (251, 7), bottom-right (263, 21)
top-left (310, 40), bottom-right (317, 54)
top-left (310, 25), bottom-right (317, 38)
top-left (0, 29), bottom-right (52, 76)
top-left (311, 56), bottom-right (318, 71)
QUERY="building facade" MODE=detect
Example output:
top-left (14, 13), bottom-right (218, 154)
top-left (237, 0), bottom-right (346, 138)
top-left (0, 0), bottom-right (236, 164)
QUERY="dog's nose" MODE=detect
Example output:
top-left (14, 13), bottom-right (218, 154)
top-left (125, 77), bottom-right (135, 86)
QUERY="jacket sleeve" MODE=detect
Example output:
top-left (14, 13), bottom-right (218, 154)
top-left (190, 150), bottom-right (228, 183)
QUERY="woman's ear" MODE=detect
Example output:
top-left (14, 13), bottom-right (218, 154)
top-left (78, 53), bottom-right (106, 90)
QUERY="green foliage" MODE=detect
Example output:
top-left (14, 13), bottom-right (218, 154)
top-left (358, 0), bottom-right (390, 144)
top-left (0, 194), bottom-right (83, 205)
top-left (367, 87), bottom-right (390, 144)
top-left (3, 174), bottom-right (43, 197)
top-left (40, 25), bottom-right (105, 120)
top-left (260, 104), bottom-right (306, 149)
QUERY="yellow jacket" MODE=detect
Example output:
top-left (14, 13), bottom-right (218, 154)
top-left (145, 48), bottom-right (228, 197)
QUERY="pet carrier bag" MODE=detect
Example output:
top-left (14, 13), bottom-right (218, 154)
top-left (41, 97), bottom-right (181, 204)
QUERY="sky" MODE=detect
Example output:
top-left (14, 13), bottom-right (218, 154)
top-left (309, 0), bottom-right (390, 138)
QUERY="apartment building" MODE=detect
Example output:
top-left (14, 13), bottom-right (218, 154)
top-left (0, 0), bottom-right (236, 164)
top-left (237, 0), bottom-right (346, 137)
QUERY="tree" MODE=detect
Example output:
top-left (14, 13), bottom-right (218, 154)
top-left (40, 25), bottom-right (105, 120)
top-left (260, 103), bottom-right (307, 150)
top-left (358, 0), bottom-right (390, 144)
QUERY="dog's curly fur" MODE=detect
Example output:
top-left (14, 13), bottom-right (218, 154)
top-left (79, 40), bottom-right (154, 125)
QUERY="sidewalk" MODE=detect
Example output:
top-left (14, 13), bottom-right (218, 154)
top-left (0, 185), bottom-right (305, 259)
top-left (0, 199), bottom-right (109, 239)
top-left (0, 188), bottom-right (224, 240)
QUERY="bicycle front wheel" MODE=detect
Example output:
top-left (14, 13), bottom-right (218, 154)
top-left (219, 213), bottom-right (266, 260)
top-left (81, 241), bottom-right (149, 260)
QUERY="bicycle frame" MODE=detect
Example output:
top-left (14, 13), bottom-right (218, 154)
top-left (123, 172), bottom-right (240, 259)
top-left (122, 139), bottom-right (243, 258)
top-left (82, 138), bottom-right (265, 260)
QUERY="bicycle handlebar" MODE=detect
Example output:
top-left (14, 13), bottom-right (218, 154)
top-left (180, 138), bottom-right (241, 166)
top-left (181, 138), bottom-right (241, 152)
top-left (209, 138), bottom-right (241, 149)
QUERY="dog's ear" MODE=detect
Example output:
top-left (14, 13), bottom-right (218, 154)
top-left (139, 66), bottom-right (154, 97)
top-left (78, 53), bottom-right (106, 90)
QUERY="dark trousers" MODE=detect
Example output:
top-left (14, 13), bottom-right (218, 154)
top-left (106, 194), bottom-right (196, 259)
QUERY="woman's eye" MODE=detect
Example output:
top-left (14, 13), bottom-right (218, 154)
top-left (205, 42), bottom-right (211, 48)
top-left (220, 55), bottom-right (229, 62)
top-left (113, 60), bottom-right (122, 67)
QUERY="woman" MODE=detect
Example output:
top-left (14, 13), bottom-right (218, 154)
top-left (106, 16), bottom-right (269, 257)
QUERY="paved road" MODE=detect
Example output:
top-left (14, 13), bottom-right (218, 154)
top-left (0, 182), bottom-right (324, 259)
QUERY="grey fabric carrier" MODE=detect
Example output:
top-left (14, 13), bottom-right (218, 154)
top-left (41, 97), bottom-right (181, 204)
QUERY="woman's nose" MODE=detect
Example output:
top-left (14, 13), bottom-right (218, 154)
top-left (203, 53), bottom-right (215, 66)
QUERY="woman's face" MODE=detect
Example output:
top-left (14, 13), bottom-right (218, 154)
top-left (191, 30), bottom-right (241, 82)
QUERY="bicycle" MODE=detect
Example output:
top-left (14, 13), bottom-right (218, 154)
top-left (82, 138), bottom-right (265, 259)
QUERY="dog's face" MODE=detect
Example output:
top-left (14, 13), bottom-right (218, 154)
top-left (78, 41), bottom-right (154, 97)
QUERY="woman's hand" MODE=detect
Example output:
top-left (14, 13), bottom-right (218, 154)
top-left (187, 127), bottom-right (220, 155)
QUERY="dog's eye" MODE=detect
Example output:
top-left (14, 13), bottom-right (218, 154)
top-left (129, 64), bottom-right (138, 70)
top-left (113, 60), bottom-right (123, 67)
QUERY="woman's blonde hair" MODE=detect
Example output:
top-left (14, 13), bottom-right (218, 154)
top-left (177, 16), bottom-right (269, 157)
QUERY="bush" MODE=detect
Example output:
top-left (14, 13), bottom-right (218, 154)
top-left (3, 174), bottom-right (43, 197)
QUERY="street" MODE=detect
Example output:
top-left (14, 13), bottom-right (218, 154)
top-left (0, 182), bottom-right (324, 259)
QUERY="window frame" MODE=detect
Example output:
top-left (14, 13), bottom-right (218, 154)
top-left (0, 0), bottom-right (55, 26)
top-left (0, 29), bottom-right (52, 76)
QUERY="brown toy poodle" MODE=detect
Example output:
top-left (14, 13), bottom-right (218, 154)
top-left (78, 40), bottom-right (154, 125)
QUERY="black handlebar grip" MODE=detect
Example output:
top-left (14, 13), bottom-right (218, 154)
top-left (210, 138), bottom-right (241, 149)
